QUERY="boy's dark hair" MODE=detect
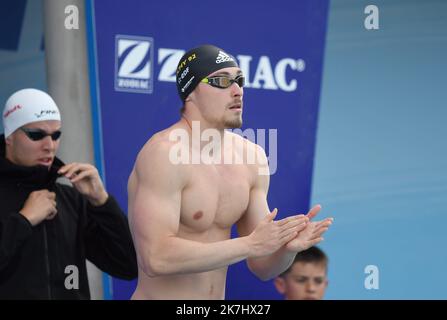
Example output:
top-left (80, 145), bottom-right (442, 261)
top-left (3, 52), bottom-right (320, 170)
top-left (280, 246), bottom-right (328, 277)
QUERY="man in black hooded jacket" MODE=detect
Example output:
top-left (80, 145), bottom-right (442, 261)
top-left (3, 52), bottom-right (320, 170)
top-left (0, 88), bottom-right (137, 299)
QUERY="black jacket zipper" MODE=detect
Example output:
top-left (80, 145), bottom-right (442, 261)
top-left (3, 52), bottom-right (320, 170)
top-left (42, 223), bottom-right (52, 299)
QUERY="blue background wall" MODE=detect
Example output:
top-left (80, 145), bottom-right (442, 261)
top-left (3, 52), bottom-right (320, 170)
top-left (313, 0), bottom-right (447, 299)
top-left (89, 0), bottom-right (329, 300)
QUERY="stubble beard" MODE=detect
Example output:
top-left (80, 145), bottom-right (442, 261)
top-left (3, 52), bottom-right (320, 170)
top-left (224, 113), bottom-right (243, 129)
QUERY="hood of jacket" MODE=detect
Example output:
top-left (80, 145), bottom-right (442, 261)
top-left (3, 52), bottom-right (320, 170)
top-left (0, 134), bottom-right (65, 188)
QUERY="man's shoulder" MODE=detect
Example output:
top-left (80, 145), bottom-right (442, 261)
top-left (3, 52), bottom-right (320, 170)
top-left (141, 122), bottom-right (187, 153)
top-left (226, 131), bottom-right (267, 158)
top-left (137, 132), bottom-right (179, 163)
top-left (134, 128), bottom-right (188, 179)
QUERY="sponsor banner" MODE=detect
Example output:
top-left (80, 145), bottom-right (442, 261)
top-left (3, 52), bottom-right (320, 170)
top-left (90, 0), bottom-right (329, 299)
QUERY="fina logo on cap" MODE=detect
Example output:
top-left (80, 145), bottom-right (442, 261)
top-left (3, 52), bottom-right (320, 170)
top-left (35, 109), bottom-right (59, 118)
top-left (215, 50), bottom-right (234, 64)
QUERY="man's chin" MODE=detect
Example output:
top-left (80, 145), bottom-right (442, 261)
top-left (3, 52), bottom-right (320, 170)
top-left (224, 119), bottom-right (243, 129)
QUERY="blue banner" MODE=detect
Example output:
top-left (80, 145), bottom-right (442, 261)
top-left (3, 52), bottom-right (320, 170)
top-left (88, 0), bottom-right (329, 299)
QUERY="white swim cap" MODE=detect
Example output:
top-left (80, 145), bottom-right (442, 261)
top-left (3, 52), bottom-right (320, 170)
top-left (2, 88), bottom-right (61, 138)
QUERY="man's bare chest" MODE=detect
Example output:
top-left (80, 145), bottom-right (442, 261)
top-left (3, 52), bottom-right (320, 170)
top-left (180, 164), bottom-right (252, 232)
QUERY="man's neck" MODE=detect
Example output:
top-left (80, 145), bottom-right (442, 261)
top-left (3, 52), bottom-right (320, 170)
top-left (180, 115), bottom-right (228, 157)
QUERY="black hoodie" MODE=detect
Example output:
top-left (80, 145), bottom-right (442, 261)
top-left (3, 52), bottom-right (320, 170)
top-left (0, 135), bottom-right (137, 299)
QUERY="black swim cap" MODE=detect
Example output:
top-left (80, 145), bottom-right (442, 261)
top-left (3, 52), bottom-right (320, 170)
top-left (176, 45), bottom-right (239, 102)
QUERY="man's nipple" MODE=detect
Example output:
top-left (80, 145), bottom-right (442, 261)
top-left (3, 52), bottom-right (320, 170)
top-left (193, 211), bottom-right (203, 220)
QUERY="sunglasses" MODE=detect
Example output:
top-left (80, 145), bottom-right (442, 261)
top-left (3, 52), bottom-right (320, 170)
top-left (20, 128), bottom-right (62, 141)
top-left (201, 75), bottom-right (245, 89)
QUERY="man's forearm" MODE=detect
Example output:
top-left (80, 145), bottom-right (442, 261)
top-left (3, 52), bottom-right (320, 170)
top-left (247, 246), bottom-right (297, 281)
top-left (140, 236), bottom-right (251, 277)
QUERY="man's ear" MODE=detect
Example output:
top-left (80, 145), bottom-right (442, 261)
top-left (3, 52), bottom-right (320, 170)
top-left (274, 277), bottom-right (286, 295)
top-left (5, 135), bottom-right (13, 146)
top-left (185, 92), bottom-right (193, 102)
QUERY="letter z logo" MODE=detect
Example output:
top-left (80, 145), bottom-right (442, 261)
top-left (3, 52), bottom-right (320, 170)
top-left (115, 35), bottom-right (154, 94)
